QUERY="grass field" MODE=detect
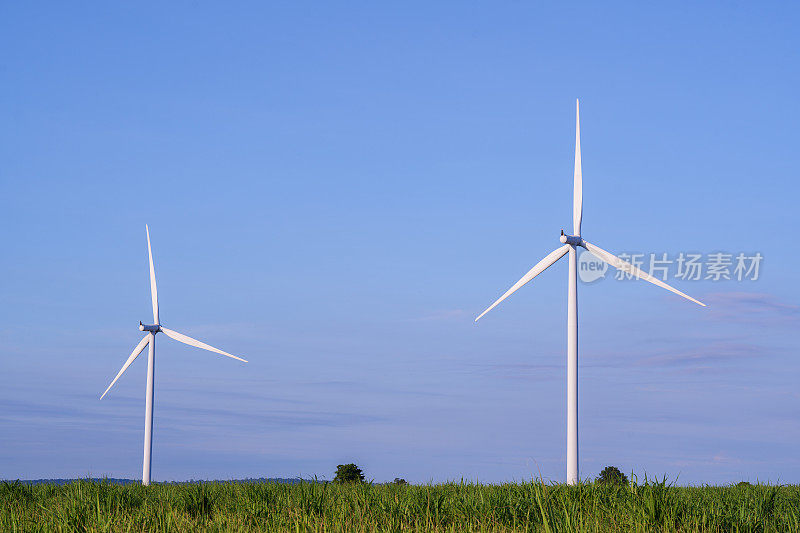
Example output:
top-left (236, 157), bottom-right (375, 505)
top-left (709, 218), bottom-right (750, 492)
top-left (2, 478), bottom-right (798, 532)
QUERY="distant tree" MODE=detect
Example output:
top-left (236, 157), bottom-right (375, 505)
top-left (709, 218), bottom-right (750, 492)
top-left (597, 466), bottom-right (628, 485)
top-left (737, 481), bottom-right (752, 487)
top-left (392, 478), bottom-right (407, 485)
top-left (333, 464), bottom-right (365, 484)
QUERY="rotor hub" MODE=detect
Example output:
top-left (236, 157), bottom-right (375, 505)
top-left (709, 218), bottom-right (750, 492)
top-left (139, 322), bottom-right (161, 333)
top-left (559, 232), bottom-right (582, 246)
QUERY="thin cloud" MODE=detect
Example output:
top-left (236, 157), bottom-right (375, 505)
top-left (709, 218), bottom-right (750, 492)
top-left (713, 453), bottom-right (742, 465)
top-left (462, 361), bottom-right (562, 381)
top-left (409, 309), bottom-right (466, 322)
top-left (162, 404), bottom-right (384, 431)
top-left (296, 379), bottom-right (452, 399)
top-left (667, 453), bottom-right (744, 468)
top-left (703, 292), bottom-right (800, 325)
top-left (634, 342), bottom-right (763, 369)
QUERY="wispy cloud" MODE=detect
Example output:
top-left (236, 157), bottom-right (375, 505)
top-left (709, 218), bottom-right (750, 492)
top-left (408, 309), bottom-right (466, 322)
top-left (162, 404), bottom-right (384, 431)
top-left (712, 452), bottom-right (742, 465)
top-left (668, 452), bottom-right (745, 468)
top-left (634, 342), bottom-right (763, 369)
top-left (295, 379), bottom-right (451, 399)
top-left (703, 292), bottom-right (800, 325)
top-left (462, 361), bottom-right (562, 381)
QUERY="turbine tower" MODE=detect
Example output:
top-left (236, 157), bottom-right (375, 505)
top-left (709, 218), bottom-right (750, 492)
top-left (475, 100), bottom-right (705, 485)
top-left (101, 225), bottom-right (248, 485)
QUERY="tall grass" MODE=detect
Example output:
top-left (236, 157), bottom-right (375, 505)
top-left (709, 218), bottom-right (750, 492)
top-left (1, 477), bottom-right (798, 531)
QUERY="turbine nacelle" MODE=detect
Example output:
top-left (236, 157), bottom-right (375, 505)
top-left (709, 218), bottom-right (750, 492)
top-left (139, 322), bottom-right (161, 333)
top-left (559, 231), bottom-right (583, 246)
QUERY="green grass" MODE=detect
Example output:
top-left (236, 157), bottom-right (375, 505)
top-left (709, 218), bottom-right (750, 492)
top-left (2, 477), bottom-right (798, 532)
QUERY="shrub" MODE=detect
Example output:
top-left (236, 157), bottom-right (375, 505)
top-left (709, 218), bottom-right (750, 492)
top-left (333, 464), bottom-right (365, 484)
top-left (597, 466), bottom-right (629, 485)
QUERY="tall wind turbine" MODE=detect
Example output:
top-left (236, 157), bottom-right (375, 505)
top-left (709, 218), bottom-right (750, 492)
top-left (101, 225), bottom-right (248, 485)
top-left (475, 100), bottom-right (705, 485)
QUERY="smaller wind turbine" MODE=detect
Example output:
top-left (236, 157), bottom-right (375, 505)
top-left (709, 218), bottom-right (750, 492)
top-left (101, 225), bottom-right (247, 486)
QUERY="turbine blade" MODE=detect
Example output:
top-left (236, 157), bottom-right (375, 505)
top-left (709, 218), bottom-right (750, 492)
top-left (160, 327), bottom-right (248, 363)
top-left (581, 240), bottom-right (706, 307)
top-left (476, 244), bottom-right (570, 322)
top-left (100, 335), bottom-right (151, 399)
top-left (573, 99), bottom-right (583, 235)
top-left (146, 225), bottom-right (159, 324)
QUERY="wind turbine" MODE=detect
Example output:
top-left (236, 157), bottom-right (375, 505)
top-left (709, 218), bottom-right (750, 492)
top-left (100, 225), bottom-right (248, 485)
top-left (475, 100), bottom-right (705, 485)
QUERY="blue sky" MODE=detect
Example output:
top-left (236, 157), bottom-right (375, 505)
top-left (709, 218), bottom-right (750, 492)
top-left (1, 2), bottom-right (798, 484)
